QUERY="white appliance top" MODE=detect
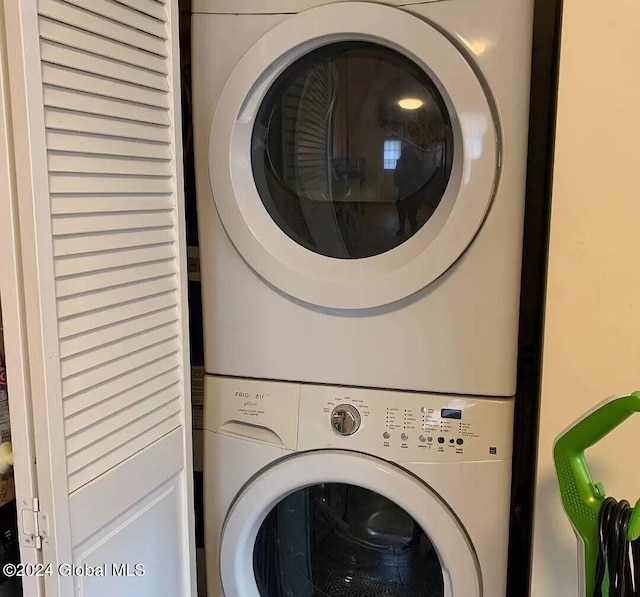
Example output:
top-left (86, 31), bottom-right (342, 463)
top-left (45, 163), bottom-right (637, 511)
top-left (204, 376), bottom-right (514, 463)
top-left (192, 0), bottom-right (441, 14)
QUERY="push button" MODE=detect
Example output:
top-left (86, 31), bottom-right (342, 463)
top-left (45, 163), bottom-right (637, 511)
top-left (457, 438), bottom-right (464, 445)
top-left (437, 437), bottom-right (445, 444)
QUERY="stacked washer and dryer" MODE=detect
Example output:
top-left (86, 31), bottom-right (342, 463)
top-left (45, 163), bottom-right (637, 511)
top-left (192, 1), bottom-right (533, 595)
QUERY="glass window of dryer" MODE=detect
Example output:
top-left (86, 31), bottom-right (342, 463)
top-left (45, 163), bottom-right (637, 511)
top-left (253, 483), bottom-right (445, 597)
top-left (252, 42), bottom-right (454, 259)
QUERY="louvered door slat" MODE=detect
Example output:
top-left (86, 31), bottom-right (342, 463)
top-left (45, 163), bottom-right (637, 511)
top-left (39, 18), bottom-right (168, 74)
top-left (59, 306), bottom-right (177, 357)
top-left (54, 242), bottom-right (175, 276)
top-left (67, 401), bottom-right (181, 466)
top-left (38, 0), bottom-right (169, 57)
top-left (52, 212), bottom-right (174, 236)
top-left (114, 0), bottom-right (168, 21)
top-left (67, 413), bottom-right (181, 492)
top-left (59, 324), bottom-right (178, 381)
top-left (62, 353), bottom-right (180, 417)
top-left (45, 109), bottom-right (169, 142)
top-left (42, 64), bottom-right (168, 109)
top-left (57, 291), bottom-right (178, 339)
top-left (49, 153), bottom-right (171, 177)
top-left (47, 132), bottom-right (171, 160)
top-left (53, 229), bottom-right (175, 258)
top-left (65, 382), bottom-right (180, 448)
top-left (59, 0), bottom-right (168, 40)
top-left (65, 385), bottom-right (180, 454)
top-left (61, 337), bottom-right (179, 398)
top-left (60, 322), bottom-right (178, 378)
top-left (41, 41), bottom-right (169, 91)
top-left (57, 275), bottom-right (177, 318)
top-left (56, 258), bottom-right (175, 297)
top-left (48, 174), bottom-right (172, 195)
top-left (44, 88), bottom-right (170, 126)
top-left (51, 194), bottom-right (174, 214)
top-left (64, 368), bottom-right (180, 435)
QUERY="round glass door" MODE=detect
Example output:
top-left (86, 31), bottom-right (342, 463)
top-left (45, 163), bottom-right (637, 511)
top-left (254, 483), bottom-right (445, 596)
top-left (220, 451), bottom-right (480, 597)
top-left (210, 2), bottom-right (498, 308)
top-left (252, 42), bottom-right (454, 260)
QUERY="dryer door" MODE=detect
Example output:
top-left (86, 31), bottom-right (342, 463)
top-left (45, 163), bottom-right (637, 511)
top-left (220, 451), bottom-right (481, 597)
top-left (209, 2), bottom-right (498, 309)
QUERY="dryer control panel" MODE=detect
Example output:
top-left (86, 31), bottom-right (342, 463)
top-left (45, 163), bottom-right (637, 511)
top-left (204, 376), bottom-right (514, 463)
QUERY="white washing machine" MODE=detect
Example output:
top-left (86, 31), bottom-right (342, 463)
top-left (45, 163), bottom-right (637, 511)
top-left (192, 0), bottom-right (534, 396)
top-left (204, 376), bottom-right (515, 596)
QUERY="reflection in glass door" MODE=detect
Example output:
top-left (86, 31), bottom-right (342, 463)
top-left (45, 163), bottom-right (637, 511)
top-left (252, 42), bottom-right (454, 260)
top-left (253, 484), bottom-right (445, 597)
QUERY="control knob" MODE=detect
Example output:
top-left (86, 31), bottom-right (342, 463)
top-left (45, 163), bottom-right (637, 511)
top-left (330, 404), bottom-right (361, 436)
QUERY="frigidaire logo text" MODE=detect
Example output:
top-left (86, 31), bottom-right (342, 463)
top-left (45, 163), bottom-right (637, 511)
top-left (234, 392), bottom-right (265, 399)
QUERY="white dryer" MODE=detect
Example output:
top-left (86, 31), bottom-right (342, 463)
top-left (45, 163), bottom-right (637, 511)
top-left (192, 0), bottom-right (534, 396)
top-left (204, 376), bottom-right (515, 596)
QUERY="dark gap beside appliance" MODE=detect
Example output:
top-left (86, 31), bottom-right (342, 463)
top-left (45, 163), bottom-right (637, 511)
top-left (507, 0), bottom-right (563, 594)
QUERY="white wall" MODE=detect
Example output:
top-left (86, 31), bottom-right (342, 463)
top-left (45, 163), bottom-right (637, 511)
top-left (531, 0), bottom-right (640, 595)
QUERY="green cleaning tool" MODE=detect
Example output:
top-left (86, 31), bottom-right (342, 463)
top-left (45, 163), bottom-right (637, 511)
top-left (554, 392), bottom-right (640, 596)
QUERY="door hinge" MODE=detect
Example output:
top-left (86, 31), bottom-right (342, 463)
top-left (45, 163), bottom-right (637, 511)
top-left (18, 496), bottom-right (49, 550)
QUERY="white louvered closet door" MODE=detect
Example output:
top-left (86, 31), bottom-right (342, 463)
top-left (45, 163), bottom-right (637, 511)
top-left (3, 1), bottom-right (196, 596)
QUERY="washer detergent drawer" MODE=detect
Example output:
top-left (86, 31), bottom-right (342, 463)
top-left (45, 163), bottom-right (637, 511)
top-left (203, 376), bottom-right (300, 449)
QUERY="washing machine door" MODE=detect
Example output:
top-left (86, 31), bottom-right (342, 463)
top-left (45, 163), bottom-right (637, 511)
top-left (220, 451), bottom-right (481, 597)
top-left (210, 1), bottom-right (498, 309)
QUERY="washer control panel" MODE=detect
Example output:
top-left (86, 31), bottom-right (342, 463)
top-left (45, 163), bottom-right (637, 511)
top-left (205, 376), bottom-right (514, 462)
top-left (298, 384), bottom-right (514, 463)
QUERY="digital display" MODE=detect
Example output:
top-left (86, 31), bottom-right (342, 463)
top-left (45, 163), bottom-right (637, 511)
top-left (441, 409), bottom-right (462, 420)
